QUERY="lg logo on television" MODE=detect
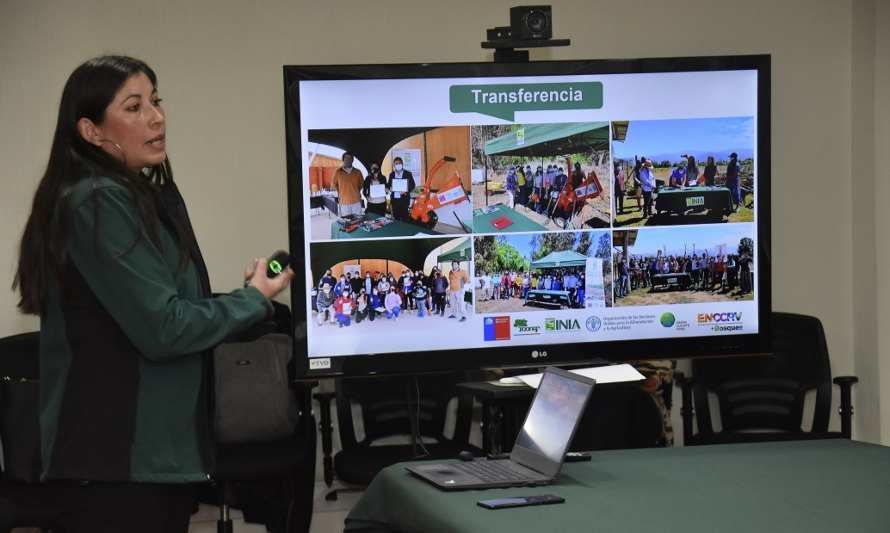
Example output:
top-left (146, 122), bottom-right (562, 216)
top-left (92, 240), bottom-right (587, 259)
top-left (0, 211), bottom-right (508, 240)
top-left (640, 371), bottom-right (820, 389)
top-left (531, 350), bottom-right (548, 359)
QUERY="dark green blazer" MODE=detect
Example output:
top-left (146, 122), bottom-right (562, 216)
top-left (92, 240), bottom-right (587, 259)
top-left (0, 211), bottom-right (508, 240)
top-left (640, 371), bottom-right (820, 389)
top-left (39, 176), bottom-right (271, 482)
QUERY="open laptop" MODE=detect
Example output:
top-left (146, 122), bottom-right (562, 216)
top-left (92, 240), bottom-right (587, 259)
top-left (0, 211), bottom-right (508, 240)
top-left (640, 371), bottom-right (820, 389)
top-left (406, 366), bottom-right (595, 490)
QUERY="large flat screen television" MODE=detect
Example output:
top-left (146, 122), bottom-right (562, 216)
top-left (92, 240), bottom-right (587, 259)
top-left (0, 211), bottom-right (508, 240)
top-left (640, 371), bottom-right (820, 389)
top-left (284, 55), bottom-right (771, 377)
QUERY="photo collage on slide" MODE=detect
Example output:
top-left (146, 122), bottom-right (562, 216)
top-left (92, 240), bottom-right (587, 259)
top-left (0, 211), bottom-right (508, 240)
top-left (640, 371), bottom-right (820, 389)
top-left (302, 116), bottom-right (756, 354)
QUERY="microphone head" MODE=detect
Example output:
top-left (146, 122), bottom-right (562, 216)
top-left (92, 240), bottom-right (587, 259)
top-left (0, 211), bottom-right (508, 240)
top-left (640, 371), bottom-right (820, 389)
top-left (267, 250), bottom-right (292, 278)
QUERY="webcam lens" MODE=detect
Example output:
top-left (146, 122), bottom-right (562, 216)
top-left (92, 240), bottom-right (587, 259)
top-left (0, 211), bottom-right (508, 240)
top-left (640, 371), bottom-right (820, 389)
top-left (525, 10), bottom-right (547, 34)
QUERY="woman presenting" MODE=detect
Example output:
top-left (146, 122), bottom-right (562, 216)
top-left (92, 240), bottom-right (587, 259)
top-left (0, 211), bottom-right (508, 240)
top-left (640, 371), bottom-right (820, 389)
top-left (12, 56), bottom-right (294, 532)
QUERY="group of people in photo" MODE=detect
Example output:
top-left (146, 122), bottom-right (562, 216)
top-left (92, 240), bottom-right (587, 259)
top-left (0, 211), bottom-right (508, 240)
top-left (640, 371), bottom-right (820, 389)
top-left (329, 152), bottom-right (416, 221)
top-left (314, 260), bottom-right (470, 327)
top-left (477, 269), bottom-right (587, 308)
top-left (613, 251), bottom-right (754, 298)
top-left (613, 152), bottom-right (743, 217)
top-left (504, 162), bottom-right (595, 217)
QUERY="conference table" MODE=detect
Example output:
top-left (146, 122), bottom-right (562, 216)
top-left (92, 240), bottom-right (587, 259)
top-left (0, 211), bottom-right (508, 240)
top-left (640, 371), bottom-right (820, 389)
top-left (344, 439), bottom-right (890, 533)
top-left (473, 204), bottom-right (547, 233)
top-left (655, 185), bottom-right (733, 218)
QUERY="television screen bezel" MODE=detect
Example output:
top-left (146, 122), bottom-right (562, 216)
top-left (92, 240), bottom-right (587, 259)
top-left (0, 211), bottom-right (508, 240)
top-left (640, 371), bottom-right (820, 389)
top-left (283, 54), bottom-right (771, 378)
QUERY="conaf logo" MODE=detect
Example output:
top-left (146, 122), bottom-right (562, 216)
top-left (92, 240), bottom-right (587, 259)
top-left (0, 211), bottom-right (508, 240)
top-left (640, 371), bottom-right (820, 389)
top-left (514, 318), bottom-right (541, 335)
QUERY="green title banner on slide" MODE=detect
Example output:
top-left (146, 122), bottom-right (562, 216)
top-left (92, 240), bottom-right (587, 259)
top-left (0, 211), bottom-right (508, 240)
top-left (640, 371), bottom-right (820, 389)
top-left (449, 82), bottom-right (603, 121)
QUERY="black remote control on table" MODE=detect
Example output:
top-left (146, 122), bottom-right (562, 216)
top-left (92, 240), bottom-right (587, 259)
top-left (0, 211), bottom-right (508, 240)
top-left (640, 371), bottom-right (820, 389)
top-left (477, 494), bottom-right (565, 509)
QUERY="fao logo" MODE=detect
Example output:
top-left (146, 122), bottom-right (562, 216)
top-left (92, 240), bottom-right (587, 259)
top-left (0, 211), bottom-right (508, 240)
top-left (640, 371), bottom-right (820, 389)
top-left (585, 316), bottom-right (602, 332)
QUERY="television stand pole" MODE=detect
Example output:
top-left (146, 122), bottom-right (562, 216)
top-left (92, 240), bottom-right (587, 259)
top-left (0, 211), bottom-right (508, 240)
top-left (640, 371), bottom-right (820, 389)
top-left (493, 48), bottom-right (530, 63)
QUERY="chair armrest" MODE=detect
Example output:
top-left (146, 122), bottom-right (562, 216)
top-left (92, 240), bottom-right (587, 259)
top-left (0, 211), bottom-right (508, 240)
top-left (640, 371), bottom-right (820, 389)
top-left (833, 375), bottom-right (858, 439)
top-left (313, 391), bottom-right (336, 402)
top-left (833, 376), bottom-right (859, 387)
top-left (674, 371), bottom-right (695, 388)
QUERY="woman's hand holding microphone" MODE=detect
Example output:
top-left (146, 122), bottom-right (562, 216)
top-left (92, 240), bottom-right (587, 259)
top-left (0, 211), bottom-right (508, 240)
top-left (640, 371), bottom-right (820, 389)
top-left (243, 251), bottom-right (295, 300)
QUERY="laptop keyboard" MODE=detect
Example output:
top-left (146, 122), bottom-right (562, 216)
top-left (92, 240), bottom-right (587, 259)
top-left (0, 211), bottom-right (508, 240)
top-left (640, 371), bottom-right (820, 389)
top-left (453, 460), bottom-right (531, 482)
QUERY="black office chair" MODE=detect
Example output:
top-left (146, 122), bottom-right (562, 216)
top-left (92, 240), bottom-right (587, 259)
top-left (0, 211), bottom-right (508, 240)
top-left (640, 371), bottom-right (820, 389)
top-left (675, 311), bottom-right (859, 445)
top-left (209, 396), bottom-right (316, 533)
top-left (478, 375), bottom-right (668, 455)
top-left (201, 301), bottom-right (317, 533)
top-left (570, 383), bottom-right (668, 451)
top-left (315, 372), bottom-right (478, 501)
top-left (0, 332), bottom-right (63, 533)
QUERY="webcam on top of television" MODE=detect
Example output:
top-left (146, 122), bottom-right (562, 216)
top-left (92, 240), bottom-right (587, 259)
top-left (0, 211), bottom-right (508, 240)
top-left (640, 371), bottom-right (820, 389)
top-left (482, 5), bottom-right (571, 63)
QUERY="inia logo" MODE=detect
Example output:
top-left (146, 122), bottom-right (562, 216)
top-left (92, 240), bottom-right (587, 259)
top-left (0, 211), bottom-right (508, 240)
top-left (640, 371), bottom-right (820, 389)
top-left (545, 318), bottom-right (581, 332)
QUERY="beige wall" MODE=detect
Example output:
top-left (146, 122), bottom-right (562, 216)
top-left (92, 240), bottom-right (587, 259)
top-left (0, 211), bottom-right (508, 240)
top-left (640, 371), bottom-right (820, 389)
top-left (0, 0), bottom-right (885, 441)
top-left (851, 0), bottom-right (880, 443)
top-left (874, 0), bottom-right (890, 444)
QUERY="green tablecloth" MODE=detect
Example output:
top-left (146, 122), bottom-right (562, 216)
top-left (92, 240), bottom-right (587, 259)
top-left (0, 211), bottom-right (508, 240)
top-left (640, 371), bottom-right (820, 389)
top-left (473, 204), bottom-right (547, 233)
top-left (655, 186), bottom-right (732, 216)
top-left (345, 439), bottom-right (890, 533)
top-left (330, 215), bottom-right (440, 240)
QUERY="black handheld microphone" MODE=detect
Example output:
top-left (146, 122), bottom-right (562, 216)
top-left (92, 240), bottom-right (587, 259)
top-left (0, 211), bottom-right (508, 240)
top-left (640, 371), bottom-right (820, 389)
top-left (244, 250), bottom-right (292, 288)
top-left (266, 250), bottom-right (292, 278)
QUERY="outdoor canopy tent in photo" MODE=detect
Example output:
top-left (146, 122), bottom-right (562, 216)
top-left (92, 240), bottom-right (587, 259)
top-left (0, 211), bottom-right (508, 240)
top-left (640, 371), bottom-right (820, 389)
top-left (482, 122), bottom-right (610, 206)
top-left (483, 122), bottom-right (610, 157)
top-left (436, 238), bottom-right (471, 263)
top-left (530, 250), bottom-right (588, 269)
top-left (613, 230), bottom-right (638, 257)
top-left (308, 127), bottom-right (433, 171)
top-left (311, 238), bottom-right (449, 280)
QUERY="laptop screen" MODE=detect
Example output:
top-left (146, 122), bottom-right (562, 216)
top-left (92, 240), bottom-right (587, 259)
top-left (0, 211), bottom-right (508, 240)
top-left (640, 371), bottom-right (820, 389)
top-left (512, 369), bottom-right (594, 475)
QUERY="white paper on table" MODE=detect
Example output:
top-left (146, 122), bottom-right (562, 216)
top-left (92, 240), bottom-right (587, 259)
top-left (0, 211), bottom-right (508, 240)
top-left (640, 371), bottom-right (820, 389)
top-left (514, 363), bottom-right (645, 389)
top-left (370, 184), bottom-right (386, 198)
top-left (392, 179), bottom-right (409, 192)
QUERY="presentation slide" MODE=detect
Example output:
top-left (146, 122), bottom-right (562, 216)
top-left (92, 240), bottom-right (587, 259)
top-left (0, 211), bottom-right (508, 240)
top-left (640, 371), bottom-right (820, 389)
top-left (297, 70), bottom-right (759, 359)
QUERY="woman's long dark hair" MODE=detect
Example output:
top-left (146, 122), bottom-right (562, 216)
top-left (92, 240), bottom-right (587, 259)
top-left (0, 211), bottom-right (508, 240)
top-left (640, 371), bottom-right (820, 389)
top-left (13, 55), bottom-right (191, 314)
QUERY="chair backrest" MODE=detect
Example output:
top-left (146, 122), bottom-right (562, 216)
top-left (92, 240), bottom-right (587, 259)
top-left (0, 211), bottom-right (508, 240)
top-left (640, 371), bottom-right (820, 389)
top-left (570, 383), bottom-right (666, 451)
top-left (0, 332), bottom-right (43, 482)
top-left (334, 372), bottom-right (472, 450)
top-left (0, 333), bottom-right (39, 381)
top-left (691, 312), bottom-right (832, 436)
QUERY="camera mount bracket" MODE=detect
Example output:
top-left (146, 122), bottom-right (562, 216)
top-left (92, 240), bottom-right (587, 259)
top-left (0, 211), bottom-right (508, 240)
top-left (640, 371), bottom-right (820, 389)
top-left (481, 38), bottom-right (571, 63)
top-left (481, 6), bottom-right (570, 62)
